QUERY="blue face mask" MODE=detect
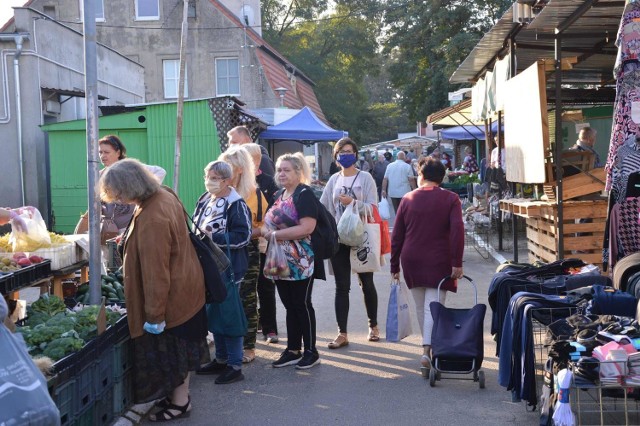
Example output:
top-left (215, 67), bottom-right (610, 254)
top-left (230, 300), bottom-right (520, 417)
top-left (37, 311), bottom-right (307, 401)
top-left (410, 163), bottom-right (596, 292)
top-left (337, 153), bottom-right (357, 168)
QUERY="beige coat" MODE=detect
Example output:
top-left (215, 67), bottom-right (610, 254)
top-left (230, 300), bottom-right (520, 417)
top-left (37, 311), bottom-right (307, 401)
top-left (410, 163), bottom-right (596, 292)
top-left (122, 187), bottom-right (205, 338)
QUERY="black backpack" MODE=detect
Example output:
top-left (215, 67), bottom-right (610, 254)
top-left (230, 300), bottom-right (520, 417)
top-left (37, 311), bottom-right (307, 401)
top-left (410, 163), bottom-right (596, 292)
top-left (275, 184), bottom-right (339, 260)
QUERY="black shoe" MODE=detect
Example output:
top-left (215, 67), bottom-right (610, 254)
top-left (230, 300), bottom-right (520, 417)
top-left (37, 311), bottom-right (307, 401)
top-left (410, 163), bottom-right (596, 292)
top-left (196, 360), bottom-right (227, 375)
top-left (215, 367), bottom-right (244, 384)
top-left (272, 350), bottom-right (302, 368)
top-left (295, 350), bottom-right (320, 370)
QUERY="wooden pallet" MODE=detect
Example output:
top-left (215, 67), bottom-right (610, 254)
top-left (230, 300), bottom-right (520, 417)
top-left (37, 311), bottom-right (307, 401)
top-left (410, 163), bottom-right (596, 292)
top-left (525, 199), bottom-right (607, 271)
top-left (543, 167), bottom-right (605, 202)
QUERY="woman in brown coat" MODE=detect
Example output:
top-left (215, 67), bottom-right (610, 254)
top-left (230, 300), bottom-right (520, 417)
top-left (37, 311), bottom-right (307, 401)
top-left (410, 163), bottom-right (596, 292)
top-left (100, 159), bottom-right (208, 422)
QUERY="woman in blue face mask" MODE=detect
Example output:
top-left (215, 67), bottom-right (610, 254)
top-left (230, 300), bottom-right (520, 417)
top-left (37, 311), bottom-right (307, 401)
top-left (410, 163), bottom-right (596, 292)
top-left (320, 137), bottom-right (380, 348)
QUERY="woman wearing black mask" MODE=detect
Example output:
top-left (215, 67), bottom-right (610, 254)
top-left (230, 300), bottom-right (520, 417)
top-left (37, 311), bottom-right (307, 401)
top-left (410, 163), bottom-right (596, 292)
top-left (320, 137), bottom-right (380, 349)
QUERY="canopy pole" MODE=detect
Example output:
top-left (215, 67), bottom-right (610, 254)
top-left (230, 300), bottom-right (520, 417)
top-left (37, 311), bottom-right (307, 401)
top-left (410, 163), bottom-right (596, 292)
top-left (555, 34), bottom-right (564, 259)
top-left (508, 36), bottom-right (518, 263)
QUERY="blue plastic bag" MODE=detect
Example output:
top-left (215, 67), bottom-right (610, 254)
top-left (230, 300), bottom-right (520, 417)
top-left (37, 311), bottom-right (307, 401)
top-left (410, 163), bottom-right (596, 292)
top-left (386, 279), bottom-right (412, 342)
top-left (0, 297), bottom-right (60, 426)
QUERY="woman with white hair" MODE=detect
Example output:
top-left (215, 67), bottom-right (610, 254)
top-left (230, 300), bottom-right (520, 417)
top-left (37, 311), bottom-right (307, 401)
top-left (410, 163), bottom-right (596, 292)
top-left (193, 160), bottom-right (252, 384)
top-left (218, 146), bottom-right (268, 363)
top-left (100, 159), bottom-right (208, 422)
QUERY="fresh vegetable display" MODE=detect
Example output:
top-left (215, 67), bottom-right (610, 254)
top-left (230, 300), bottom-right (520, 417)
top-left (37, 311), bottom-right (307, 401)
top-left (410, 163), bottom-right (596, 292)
top-left (18, 294), bottom-right (124, 361)
top-left (75, 269), bottom-right (125, 304)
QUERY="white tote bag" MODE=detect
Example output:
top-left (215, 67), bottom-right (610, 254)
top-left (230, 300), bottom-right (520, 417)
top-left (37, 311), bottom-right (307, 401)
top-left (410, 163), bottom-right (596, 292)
top-left (350, 207), bottom-right (381, 273)
top-left (337, 200), bottom-right (365, 246)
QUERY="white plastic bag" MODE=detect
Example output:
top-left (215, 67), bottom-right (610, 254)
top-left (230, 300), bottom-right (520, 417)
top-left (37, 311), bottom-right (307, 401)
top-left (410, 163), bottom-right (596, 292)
top-left (378, 197), bottom-right (391, 220)
top-left (9, 207), bottom-right (51, 252)
top-left (337, 201), bottom-right (365, 246)
top-left (386, 279), bottom-right (412, 342)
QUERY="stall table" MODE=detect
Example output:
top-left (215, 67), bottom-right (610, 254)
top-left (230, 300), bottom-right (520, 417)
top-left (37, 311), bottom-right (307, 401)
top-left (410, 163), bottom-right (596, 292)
top-left (500, 198), bottom-right (607, 271)
top-left (50, 260), bottom-right (89, 299)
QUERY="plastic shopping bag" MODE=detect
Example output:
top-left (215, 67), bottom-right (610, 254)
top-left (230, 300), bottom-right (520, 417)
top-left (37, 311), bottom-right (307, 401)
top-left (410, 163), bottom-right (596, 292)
top-left (263, 233), bottom-right (290, 279)
top-left (0, 297), bottom-right (61, 426)
top-left (9, 207), bottom-right (51, 252)
top-left (378, 197), bottom-right (391, 220)
top-left (337, 201), bottom-right (365, 246)
top-left (386, 279), bottom-right (412, 342)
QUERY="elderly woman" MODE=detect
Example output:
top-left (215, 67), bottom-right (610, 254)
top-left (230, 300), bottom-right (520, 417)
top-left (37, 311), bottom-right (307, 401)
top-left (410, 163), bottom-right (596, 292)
top-left (193, 161), bottom-right (252, 384)
top-left (218, 146), bottom-right (268, 363)
top-left (100, 159), bottom-right (208, 422)
top-left (261, 152), bottom-right (322, 369)
top-left (242, 143), bottom-right (279, 343)
top-left (390, 158), bottom-right (465, 369)
top-left (320, 137), bottom-right (380, 348)
top-left (462, 146), bottom-right (479, 174)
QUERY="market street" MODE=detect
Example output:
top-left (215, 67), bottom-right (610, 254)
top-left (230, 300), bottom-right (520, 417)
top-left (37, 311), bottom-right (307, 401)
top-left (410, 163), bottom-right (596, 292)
top-left (140, 249), bottom-right (537, 425)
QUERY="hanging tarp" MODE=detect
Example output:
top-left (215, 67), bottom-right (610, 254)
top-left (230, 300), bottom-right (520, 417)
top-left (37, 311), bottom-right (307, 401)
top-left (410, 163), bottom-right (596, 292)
top-left (259, 106), bottom-right (347, 141)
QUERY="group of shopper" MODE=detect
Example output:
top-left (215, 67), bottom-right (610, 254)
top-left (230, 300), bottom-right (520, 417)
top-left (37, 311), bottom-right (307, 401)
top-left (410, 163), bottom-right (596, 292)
top-left (97, 130), bottom-right (465, 422)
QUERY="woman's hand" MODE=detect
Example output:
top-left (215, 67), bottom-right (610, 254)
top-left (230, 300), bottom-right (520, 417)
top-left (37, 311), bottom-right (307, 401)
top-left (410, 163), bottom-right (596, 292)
top-left (338, 194), bottom-right (353, 206)
top-left (391, 272), bottom-right (400, 280)
top-left (451, 267), bottom-right (464, 279)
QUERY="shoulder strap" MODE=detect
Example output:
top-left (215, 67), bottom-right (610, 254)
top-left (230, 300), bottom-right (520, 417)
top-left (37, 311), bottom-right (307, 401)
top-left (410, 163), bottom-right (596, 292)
top-left (256, 187), bottom-right (263, 222)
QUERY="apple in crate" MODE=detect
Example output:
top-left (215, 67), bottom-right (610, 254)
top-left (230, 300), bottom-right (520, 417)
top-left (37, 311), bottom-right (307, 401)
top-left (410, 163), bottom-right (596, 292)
top-left (29, 255), bottom-right (43, 263)
top-left (13, 252), bottom-right (27, 260)
top-left (17, 257), bottom-right (31, 267)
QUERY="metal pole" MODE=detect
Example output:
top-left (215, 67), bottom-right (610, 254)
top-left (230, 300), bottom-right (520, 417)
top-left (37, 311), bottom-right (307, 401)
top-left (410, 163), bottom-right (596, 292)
top-left (555, 33), bottom-right (564, 259)
top-left (509, 37), bottom-right (519, 263)
top-left (83, 0), bottom-right (101, 305)
top-left (173, 0), bottom-right (189, 192)
top-left (497, 110), bottom-right (503, 251)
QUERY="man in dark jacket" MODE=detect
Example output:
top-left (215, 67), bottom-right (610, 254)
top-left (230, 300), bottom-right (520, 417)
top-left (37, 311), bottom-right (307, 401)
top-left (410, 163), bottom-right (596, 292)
top-left (371, 155), bottom-right (389, 201)
top-left (228, 126), bottom-right (275, 176)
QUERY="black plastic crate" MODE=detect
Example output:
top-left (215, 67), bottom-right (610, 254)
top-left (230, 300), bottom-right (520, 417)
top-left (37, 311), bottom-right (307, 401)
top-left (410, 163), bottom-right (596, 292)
top-left (9, 264), bottom-right (36, 291)
top-left (113, 369), bottom-right (134, 416)
top-left (0, 272), bottom-right (14, 294)
top-left (51, 337), bottom-right (97, 389)
top-left (48, 377), bottom-right (75, 426)
top-left (94, 386), bottom-right (115, 426)
top-left (32, 259), bottom-right (52, 280)
top-left (112, 337), bottom-right (133, 379)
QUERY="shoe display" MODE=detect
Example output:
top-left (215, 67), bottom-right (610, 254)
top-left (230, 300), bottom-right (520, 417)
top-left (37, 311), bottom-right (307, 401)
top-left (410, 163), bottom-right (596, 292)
top-left (215, 367), bottom-right (244, 384)
top-left (195, 360), bottom-right (227, 375)
top-left (272, 350), bottom-right (302, 368)
top-left (266, 333), bottom-right (279, 344)
top-left (295, 350), bottom-right (320, 370)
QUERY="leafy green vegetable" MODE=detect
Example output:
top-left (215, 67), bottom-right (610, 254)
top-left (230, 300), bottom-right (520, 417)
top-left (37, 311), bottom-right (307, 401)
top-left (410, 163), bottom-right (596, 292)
top-left (42, 333), bottom-right (84, 361)
top-left (30, 294), bottom-right (66, 316)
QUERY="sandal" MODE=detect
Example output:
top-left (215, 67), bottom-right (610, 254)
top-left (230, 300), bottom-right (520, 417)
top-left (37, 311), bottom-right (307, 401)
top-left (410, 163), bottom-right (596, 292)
top-left (368, 326), bottom-right (380, 342)
top-left (328, 334), bottom-right (349, 349)
top-left (421, 354), bottom-right (432, 369)
top-left (149, 397), bottom-right (191, 422)
top-left (153, 397), bottom-right (171, 410)
top-left (242, 349), bottom-right (256, 364)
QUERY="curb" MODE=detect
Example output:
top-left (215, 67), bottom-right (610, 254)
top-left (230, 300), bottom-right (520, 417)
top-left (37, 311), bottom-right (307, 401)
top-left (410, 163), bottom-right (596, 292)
top-left (113, 402), bottom-right (155, 425)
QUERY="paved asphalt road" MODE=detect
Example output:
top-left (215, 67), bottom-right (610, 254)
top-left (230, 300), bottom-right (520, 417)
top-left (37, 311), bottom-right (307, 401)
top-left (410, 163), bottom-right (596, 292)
top-left (140, 247), bottom-right (540, 426)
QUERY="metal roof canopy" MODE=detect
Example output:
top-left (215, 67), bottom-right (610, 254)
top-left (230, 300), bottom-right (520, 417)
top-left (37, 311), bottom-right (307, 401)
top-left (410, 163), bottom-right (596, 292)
top-left (450, 0), bottom-right (625, 87)
top-left (449, 0), bottom-right (625, 263)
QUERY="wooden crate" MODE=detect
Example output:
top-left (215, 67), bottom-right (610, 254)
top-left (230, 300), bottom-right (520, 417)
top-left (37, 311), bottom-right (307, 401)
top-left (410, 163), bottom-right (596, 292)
top-left (525, 199), bottom-right (607, 271)
top-left (543, 167), bottom-right (605, 201)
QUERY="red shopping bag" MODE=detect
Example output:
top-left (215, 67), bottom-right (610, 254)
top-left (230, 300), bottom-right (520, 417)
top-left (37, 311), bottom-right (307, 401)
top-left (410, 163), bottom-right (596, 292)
top-left (369, 205), bottom-right (391, 255)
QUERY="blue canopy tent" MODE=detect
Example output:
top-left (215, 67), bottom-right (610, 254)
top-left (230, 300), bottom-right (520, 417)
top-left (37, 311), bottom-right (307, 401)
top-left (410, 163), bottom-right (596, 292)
top-left (259, 107), bottom-right (347, 141)
top-left (439, 121), bottom-right (501, 140)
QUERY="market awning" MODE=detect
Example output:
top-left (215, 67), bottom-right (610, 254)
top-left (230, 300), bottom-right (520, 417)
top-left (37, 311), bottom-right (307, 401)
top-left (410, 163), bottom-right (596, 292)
top-left (258, 106), bottom-right (347, 141)
top-left (426, 98), bottom-right (484, 126)
top-left (439, 122), bottom-right (501, 140)
top-left (450, 0), bottom-right (624, 86)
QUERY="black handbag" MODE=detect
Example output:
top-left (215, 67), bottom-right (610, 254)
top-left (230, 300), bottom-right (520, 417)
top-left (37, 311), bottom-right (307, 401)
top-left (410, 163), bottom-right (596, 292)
top-left (185, 213), bottom-right (229, 304)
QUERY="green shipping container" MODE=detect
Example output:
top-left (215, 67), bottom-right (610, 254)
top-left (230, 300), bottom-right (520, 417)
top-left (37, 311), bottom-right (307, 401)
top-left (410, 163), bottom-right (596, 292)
top-left (42, 100), bottom-right (220, 233)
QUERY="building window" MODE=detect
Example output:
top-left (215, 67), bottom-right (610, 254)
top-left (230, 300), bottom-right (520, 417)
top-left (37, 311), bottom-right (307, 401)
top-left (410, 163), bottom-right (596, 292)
top-left (79, 0), bottom-right (105, 21)
top-left (135, 0), bottom-right (159, 20)
top-left (163, 59), bottom-right (188, 99)
top-left (215, 58), bottom-right (240, 96)
top-left (188, 0), bottom-right (196, 18)
top-left (43, 6), bottom-right (56, 19)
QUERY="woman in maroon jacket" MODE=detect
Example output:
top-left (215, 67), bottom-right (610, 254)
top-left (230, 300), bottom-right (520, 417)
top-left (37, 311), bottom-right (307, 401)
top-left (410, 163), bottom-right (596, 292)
top-left (390, 157), bottom-right (465, 369)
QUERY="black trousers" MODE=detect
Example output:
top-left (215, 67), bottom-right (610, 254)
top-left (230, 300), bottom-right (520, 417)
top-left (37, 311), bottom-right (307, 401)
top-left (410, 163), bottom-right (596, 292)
top-left (275, 277), bottom-right (316, 353)
top-left (390, 197), bottom-right (402, 213)
top-left (330, 243), bottom-right (378, 333)
top-left (257, 253), bottom-right (278, 336)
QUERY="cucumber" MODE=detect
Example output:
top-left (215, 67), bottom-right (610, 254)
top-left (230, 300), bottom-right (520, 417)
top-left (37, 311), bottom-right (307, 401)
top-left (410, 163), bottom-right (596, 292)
top-left (101, 283), bottom-right (114, 293)
top-left (101, 274), bottom-right (116, 283)
top-left (76, 285), bottom-right (89, 295)
top-left (112, 281), bottom-right (123, 292)
top-left (116, 287), bottom-right (125, 301)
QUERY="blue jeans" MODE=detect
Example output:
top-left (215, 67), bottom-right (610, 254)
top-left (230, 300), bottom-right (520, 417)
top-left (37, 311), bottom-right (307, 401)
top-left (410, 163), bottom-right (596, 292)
top-left (214, 334), bottom-right (243, 369)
